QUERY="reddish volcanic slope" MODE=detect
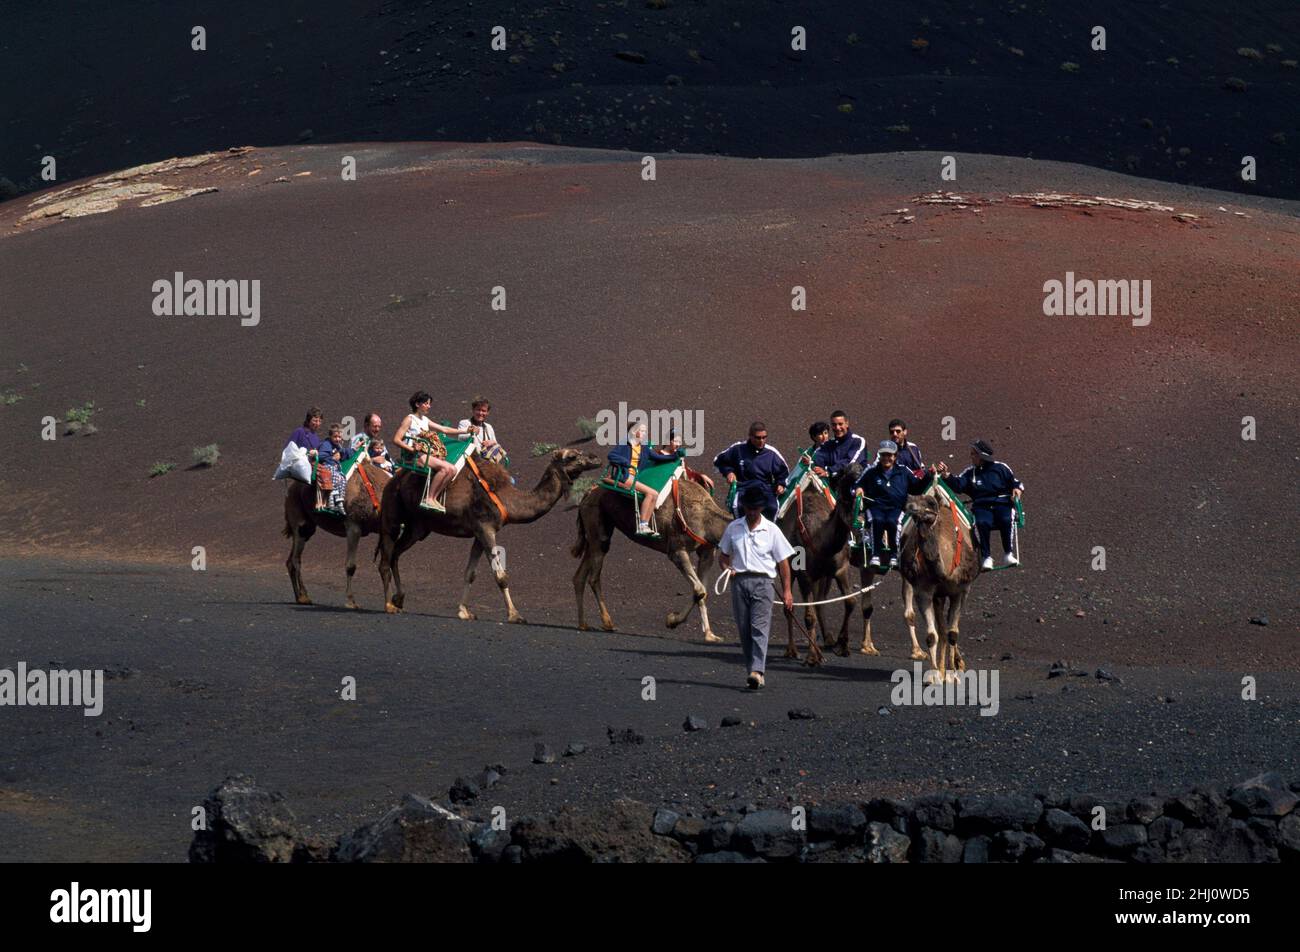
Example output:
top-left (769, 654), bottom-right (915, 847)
top-left (0, 143), bottom-right (1296, 667)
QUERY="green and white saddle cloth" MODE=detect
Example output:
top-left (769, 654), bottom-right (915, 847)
top-left (601, 458), bottom-right (683, 511)
top-left (773, 445), bottom-right (834, 519)
top-left (397, 435), bottom-right (476, 480)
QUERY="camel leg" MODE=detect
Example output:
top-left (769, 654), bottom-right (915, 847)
top-left (286, 525), bottom-right (314, 605)
top-left (830, 566), bottom-right (852, 657)
top-left (915, 588), bottom-right (941, 681)
top-left (665, 548), bottom-right (709, 638)
top-left (859, 568), bottom-right (879, 655)
top-left (588, 544), bottom-right (616, 631)
top-left (384, 523), bottom-right (421, 614)
top-left (573, 547), bottom-right (592, 631)
top-left (474, 526), bottom-right (525, 624)
top-left (458, 538), bottom-right (484, 621)
top-left (944, 590), bottom-right (968, 677)
top-left (902, 577), bottom-right (926, 660)
top-left (344, 521), bottom-right (363, 610)
top-left (695, 547), bottom-right (722, 643)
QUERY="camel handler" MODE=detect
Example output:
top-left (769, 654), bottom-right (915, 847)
top-left (853, 440), bottom-right (936, 570)
top-left (607, 423), bottom-right (683, 535)
top-left (719, 485), bottom-right (796, 691)
top-left (713, 421), bottom-right (790, 520)
top-left (937, 439), bottom-right (1024, 570)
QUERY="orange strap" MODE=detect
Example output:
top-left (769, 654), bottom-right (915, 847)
top-left (672, 478), bottom-right (711, 549)
top-left (948, 497), bottom-right (963, 575)
top-left (356, 460), bottom-right (381, 513)
top-left (465, 454), bottom-right (508, 524)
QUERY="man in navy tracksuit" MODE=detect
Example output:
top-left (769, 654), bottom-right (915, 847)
top-left (940, 439), bottom-right (1024, 570)
top-left (853, 440), bottom-right (935, 569)
top-left (714, 421), bottom-right (790, 520)
top-left (811, 410), bottom-right (868, 480)
top-left (888, 418), bottom-right (924, 477)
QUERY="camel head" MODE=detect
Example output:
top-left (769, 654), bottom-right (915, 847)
top-left (906, 493), bottom-right (942, 530)
top-left (549, 447), bottom-right (604, 480)
top-left (832, 462), bottom-right (864, 497)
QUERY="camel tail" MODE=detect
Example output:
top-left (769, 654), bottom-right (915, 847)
top-left (570, 511), bottom-right (587, 559)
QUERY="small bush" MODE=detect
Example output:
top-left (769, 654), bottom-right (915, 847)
top-left (1236, 47), bottom-right (1263, 61)
top-left (149, 462), bottom-right (175, 478)
top-left (838, 103), bottom-right (854, 114)
top-left (192, 443), bottom-right (220, 467)
top-left (1060, 61), bottom-right (1080, 73)
top-left (1223, 76), bottom-right (1248, 92)
top-left (569, 475), bottom-right (598, 505)
top-left (885, 124), bottom-right (911, 134)
top-left (65, 401), bottom-right (95, 424)
top-left (136, 399), bottom-right (146, 408)
top-left (532, 441), bottom-right (561, 457)
top-left (575, 416), bottom-right (601, 438)
top-left (910, 38), bottom-right (929, 52)
top-left (1, 390), bottom-right (20, 406)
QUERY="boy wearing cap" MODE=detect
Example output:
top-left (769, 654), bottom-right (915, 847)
top-left (718, 484), bottom-right (796, 690)
top-left (853, 440), bottom-right (935, 569)
top-left (939, 439), bottom-right (1024, 570)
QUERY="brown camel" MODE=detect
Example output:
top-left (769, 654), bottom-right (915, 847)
top-left (282, 457), bottom-right (391, 607)
top-left (571, 472), bottom-right (732, 641)
top-left (898, 485), bottom-right (981, 681)
top-left (378, 448), bottom-right (603, 621)
top-left (775, 465), bottom-right (864, 661)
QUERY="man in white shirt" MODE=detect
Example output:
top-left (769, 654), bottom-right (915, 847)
top-left (458, 397), bottom-right (507, 461)
top-left (719, 485), bottom-right (796, 689)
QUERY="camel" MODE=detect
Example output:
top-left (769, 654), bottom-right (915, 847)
top-left (282, 456), bottom-right (392, 607)
top-left (898, 485), bottom-right (981, 682)
top-left (378, 448), bottom-right (603, 621)
top-left (775, 465), bottom-right (864, 661)
top-left (571, 470), bottom-right (732, 641)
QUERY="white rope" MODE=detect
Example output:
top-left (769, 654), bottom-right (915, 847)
top-left (714, 567), bottom-right (883, 605)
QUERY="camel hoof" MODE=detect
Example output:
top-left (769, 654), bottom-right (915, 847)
top-left (922, 668), bottom-right (941, 685)
top-left (834, 643), bottom-right (850, 658)
top-left (345, 599), bottom-right (360, 611)
top-left (665, 614), bottom-right (683, 629)
top-left (703, 632), bottom-right (724, 644)
top-left (601, 621), bottom-right (616, 632)
top-left (384, 602), bottom-right (401, 614)
top-left (508, 615), bottom-right (527, 625)
top-left (578, 623), bottom-right (590, 632)
top-left (909, 649), bottom-right (928, 661)
top-left (457, 606), bottom-right (477, 621)
top-left (296, 595), bottom-right (313, 606)
top-left (859, 644), bottom-right (880, 656)
top-left (783, 647), bottom-right (798, 660)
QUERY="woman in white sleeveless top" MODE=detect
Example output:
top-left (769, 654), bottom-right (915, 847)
top-left (393, 390), bottom-right (475, 511)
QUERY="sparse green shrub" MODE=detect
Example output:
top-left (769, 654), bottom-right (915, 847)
top-left (65, 402), bottom-right (95, 424)
top-left (192, 444), bottom-right (220, 467)
top-left (1223, 76), bottom-right (1248, 92)
top-left (569, 476), bottom-right (598, 504)
top-left (1060, 61), bottom-right (1080, 73)
top-left (149, 462), bottom-right (175, 478)
top-left (532, 441), bottom-right (561, 457)
top-left (886, 124), bottom-right (911, 134)
top-left (1, 390), bottom-right (20, 405)
top-left (1237, 47), bottom-right (1263, 61)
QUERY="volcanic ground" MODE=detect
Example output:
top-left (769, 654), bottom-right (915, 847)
top-left (0, 144), bottom-right (1296, 861)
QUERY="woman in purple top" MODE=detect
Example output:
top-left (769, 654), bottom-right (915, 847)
top-left (289, 406), bottom-right (323, 460)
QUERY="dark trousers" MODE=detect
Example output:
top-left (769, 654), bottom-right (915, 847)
top-left (866, 507), bottom-right (904, 559)
top-left (974, 505), bottom-right (1014, 558)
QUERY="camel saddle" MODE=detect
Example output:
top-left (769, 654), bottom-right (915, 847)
top-left (396, 435), bottom-right (472, 476)
top-left (600, 458), bottom-right (683, 510)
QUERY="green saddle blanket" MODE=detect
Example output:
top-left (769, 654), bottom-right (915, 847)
top-left (601, 458), bottom-right (684, 508)
top-left (397, 436), bottom-right (474, 476)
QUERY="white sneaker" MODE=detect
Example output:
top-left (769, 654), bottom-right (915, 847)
top-left (869, 556), bottom-right (881, 567)
top-left (1003, 552), bottom-right (1019, 566)
top-left (889, 556), bottom-right (899, 568)
top-left (981, 556), bottom-right (994, 571)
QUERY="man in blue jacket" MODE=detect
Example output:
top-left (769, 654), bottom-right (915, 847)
top-left (853, 440), bottom-right (935, 569)
top-left (713, 421), bottom-right (790, 520)
top-left (888, 418), bottom-right (924, 477)
top-left (608, 423), bottom-right (682, 535)
top-left (812, 410), bottom-right (867, 480)
top-left (939, 439), bottom-right (1024, 570)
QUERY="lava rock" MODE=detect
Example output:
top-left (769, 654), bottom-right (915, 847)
top-left (994, 830), bottom-right (1046, 862)
top-left (188, 774), bottom-right (303, 864)
top-left (1227, 772), bottom-right (1298, 818)
top-left (700, 819), bottom-right (737, 852)
top-left (533, 744), bottom-right (556, 765)
top-left (510, 800), bottom-right (689, 863)
top-left (563, 743), bottom-right (587, 757)
top-left (1127, 796), bottom-right (1163, 824)
top-left (734, 810), bottom-right (805, 860)
top-left (652, 808), bottom-right (681, 836)
top-left (448, 777), bottom-right (480, 804)
top-left (1147, 815), bottom-right (1184, 845)
top-left (1249, 616), bottom-right (1268, 626)
top-left (469, 825), bottom-right (511, 863)
top-left (476, 768), bottom-right (502, 790)
top-left (916, 827), bottom-right (964, 863)
top-left (913, 793), bottom-right (958, 832)
top-left (808, 804), bottom-right (867, 841)
top-left (865, 821), bottom-right (911, 863)
top-left (1041, 808), bottom-right (1092, 851)
top-left (957, 793), bottom-right (1043, 833)
top-left (336, 794), bottom-right (472, 863)
top-left (607, 727), bottom-right (645, 745)
top-left (1099, 823), bottom-right (1148, 856)
top-left (683, 714), bottom-right (708, 732)
top-left (720, 716), bottom-right (743, 728)
top-left (787, 708), bottom-right (818, 720)
top-left (695, 850), bottom-right (762, 863)
top-left (962, 835), bottom-right (991, 864)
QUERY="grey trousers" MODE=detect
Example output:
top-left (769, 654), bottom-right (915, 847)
top-left (731, 573), bottom-right (775, 674)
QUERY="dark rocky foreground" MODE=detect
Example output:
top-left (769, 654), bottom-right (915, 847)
top-left (192, 771), bottom-right (1300, 863)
